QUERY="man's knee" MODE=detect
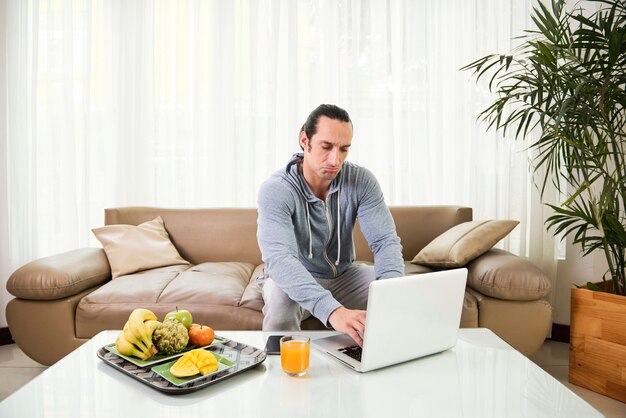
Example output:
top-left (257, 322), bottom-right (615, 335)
top-left (262, 302), bottom-right (304, 331)
top-left (261, 278), bottom-right (305, 331)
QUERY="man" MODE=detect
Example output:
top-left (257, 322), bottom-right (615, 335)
top-left (256, 104), bottom-right (404, 346)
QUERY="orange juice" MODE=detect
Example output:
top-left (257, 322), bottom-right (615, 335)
top-left (280, 337), bottom-right (310, 376)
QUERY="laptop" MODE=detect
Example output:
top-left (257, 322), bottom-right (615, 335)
top-left (312, 268), bottom-right (467, 372)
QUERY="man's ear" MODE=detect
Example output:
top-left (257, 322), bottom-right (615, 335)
top-left (299, 131), bottom-right (308, 151)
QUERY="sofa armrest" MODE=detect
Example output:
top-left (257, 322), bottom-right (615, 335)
top-left (466, 249), bottom-right (551, 301)
top-left (7, 248), bottom-right (111, 300)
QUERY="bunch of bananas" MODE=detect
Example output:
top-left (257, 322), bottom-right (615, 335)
top-left (115, 308), bottom-right (161, 360)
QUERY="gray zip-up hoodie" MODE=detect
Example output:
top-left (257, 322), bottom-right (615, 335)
top-left (257, 153), bottom-right (404, 326)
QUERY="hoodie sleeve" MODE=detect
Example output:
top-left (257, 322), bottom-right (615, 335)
top-left (355, 168), bottom-right (405, 279)
top-left (257, 179), bottom-right (342, 326)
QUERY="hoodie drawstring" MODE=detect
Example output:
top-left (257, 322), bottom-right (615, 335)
top-left (335, 189), bottom-right (341, 266)
top-left (305, 202), bottom-right (313, 258)
top-left (305, 189), bottom-right (341, 265)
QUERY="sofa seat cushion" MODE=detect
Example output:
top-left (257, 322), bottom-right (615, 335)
top-left (354, 260), bottom-right (434, 276)
top-left (404, 261), bottom-right (435, 275)
top-left (158, 262), bottom-right (255, 305)
top-left (461, 290), bottom-right (478, 328)
top-left (75, 262), bottom-right (264, 338)
top-left (240, 264), bottom-right (265, 312)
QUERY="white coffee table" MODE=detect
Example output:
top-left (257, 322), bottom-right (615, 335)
top-left (0, 328), bottom-right (601, 417)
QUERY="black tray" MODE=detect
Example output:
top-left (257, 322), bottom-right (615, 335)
top-left (97, 336), bottom-right (267, 394)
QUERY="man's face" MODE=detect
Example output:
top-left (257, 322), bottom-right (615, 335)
top-left (300, 116), bottom-right (353, 184)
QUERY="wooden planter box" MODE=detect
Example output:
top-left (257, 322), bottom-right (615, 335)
top-left (569, 285), bottom-right (626, 402)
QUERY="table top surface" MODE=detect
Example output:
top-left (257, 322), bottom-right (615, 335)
top-left (0, 328), bottom-right (601, 418)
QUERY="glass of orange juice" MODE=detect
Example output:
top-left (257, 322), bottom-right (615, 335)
top-left (280, 335), bottom-right (310, 376)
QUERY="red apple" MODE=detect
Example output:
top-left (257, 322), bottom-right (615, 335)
top-left (188, 323), bottom-right (215, 346)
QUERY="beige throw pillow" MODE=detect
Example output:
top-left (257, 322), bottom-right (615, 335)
top-left (411, 220), bottom-right (519, 268)
top-left (92, 216), bottom-right (190, 279)
top-left (466, 249), bottom-right (551, 301)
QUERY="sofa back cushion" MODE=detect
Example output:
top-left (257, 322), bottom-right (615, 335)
top-left (105, 205), bottom-right (473, 265)
top-left (354, 206), bottom-right (473, 262)
top-left (106, 207), bottom-right (263, 265)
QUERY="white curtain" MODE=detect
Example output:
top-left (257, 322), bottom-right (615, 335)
top-left (1, 0), bottom-right (558, 326)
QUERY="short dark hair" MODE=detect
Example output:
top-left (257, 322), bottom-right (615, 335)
top-left (300, 104), bottom-right (352, 149)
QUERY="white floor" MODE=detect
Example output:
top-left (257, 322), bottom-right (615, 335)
top-left (527, 340), bottom-right (626, 417)
top-left (0, 343), bottom-right (47, 402)
top-left (1, 339), bottom-right (625, 416)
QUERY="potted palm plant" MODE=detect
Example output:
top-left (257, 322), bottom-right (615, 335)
top-left (462, 0), bottom-right (625, 401)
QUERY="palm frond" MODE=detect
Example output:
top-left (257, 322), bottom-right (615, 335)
top-left (463, 0), bottom-right (626, 295)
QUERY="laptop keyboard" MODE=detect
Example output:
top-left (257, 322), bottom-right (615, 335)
top-left (338, 345), bottom-right (362, 362)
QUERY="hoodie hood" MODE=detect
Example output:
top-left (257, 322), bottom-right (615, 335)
top-left (283, 153), bottom-right (342, 203)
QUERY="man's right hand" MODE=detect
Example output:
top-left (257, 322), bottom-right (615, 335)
top-left (328, 306), bottom-right (367, 347)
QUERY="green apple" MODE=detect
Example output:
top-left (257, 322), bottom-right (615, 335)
top-left (165, 307), bottom-right (193, 329)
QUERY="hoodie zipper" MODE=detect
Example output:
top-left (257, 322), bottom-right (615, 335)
top-left (322, 200), bottom-right (338, 277)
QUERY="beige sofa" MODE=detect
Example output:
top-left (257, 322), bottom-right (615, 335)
top-left (6, 206), bottom-right (552, 365)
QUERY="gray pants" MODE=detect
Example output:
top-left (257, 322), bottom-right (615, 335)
top-left (259, 264), bottom-right (376, 331)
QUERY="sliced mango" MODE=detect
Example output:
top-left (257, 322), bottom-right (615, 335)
top-left (170, 355), bottom-right (200, 378)
top-left (170, 349), bottom-right (218, 378)
top-left (196, 351), bottom-right (219, 375)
